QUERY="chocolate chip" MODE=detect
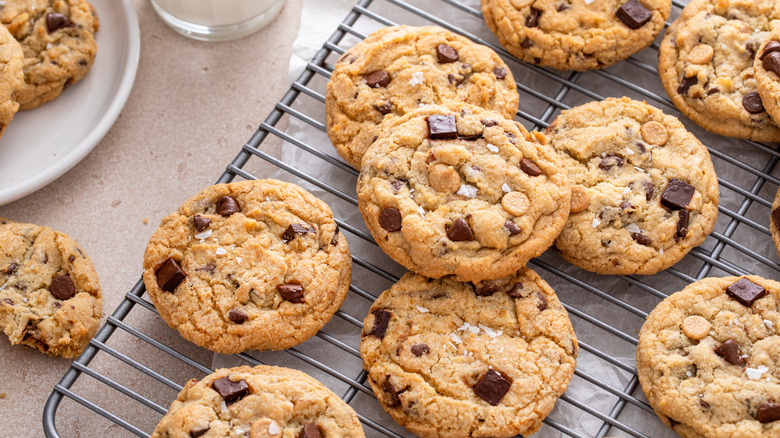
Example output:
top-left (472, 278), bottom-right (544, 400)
top-left (677, 209), bottom-right (690, 237)
top-left (216, 195), bottom-right (240, 217)
top-left (494, 67), bottom-right (507, 79)
top-left (211, 376), bottom-right (249, 402)
top-left (299, 423), bottom-right (322, 438)
top-left (68, 255), bottom-right (75, 263)
top-left (278, 284), bottom-right (305, 303)
top-left (365, 70), bottom-right (391, 88)
top-left (376, 102), bottom-right (393, 114)
top-left (447, 218), bottom-right (474, 241)
top-left (616, 0), bottom-right (652, 29)
top-left (475, 283), bottom-right (499, 296)
top-left (536, 292), bottom-right (548, 311)
top-left (379, 207), bottom-right (402, 232)
top-left (521, 38), bottom-right (533, 49)
top-left (2, 263), bottom-right (17, 275)
top-left (763, 51), bottom-right (780, 76)
top-left (631, 233), bottom-right (651, 245)
top-left (677, 75), bottom-right (698, 95)
top-left (507, 283), bottom-right (523, 298)
top-left (156, 258), bottom-right (186, 292)
top-left (599, 155), bottom-right (624, 170)
top-left (46, 13), bottom-right (72, 33)
top-left (620, 200), bottom-right (633, 210)
top-left (525, 8), bottom-right (541, 27)
top-left (660, 178), bottom-right (695, 210)
top-left (383, 377), bottom-right (402, 407)
top-left (196, 264), bottom-right (215, 273)
top-left (2, 298), bottom-right (13, 306)
top-left (474, 369), bottom-right (512, 406)
top-left (369, 309), bottom-right (392, 338)
top-left (427, 115), bottom-right (458, 139)
top-left (283, 224), bottom-right (313, 243)
top-left (773, 208), bottom-right (780, 230)
top-left (50, 275), bottom-right (75, 300)
top-left (411, 343), bottom-right (430, 357)
top-left (644, 181), bottom-right (654, 201)
top-left (714, 338), bottom-right (744, 366)
top-left (520, 158), bottom-right (542, 176)
top-left (504, 219), bottom-right (522, 236)
top-left (193, 214), bottom-right (211, 232)
top-left (481, 119), bottom-right (498, 127)
top-left (743, 92), bottom-right (765, 114)
top-left (228, 309), bottom-right (248, 323)
top-left (436, 44), bottom-right (459, 63)
top-left (557, 2), bottom-right (570, 11)
top-left (726, 277), bottom-right (767, 307)
top-left (756, 403), bottom-right (780, 423)
top-left (707, 88), bottom-right (720, 96)
top-left (190, 426), bottom-right (210, 438)
top-left (699, 397), bottom-right (710, 410)
top-left (331, 225), bottom-right (340, 246)
top-left (447, 73), bottom-right (464, 86)
top-left (746, 40), bottom-right (760, 59)
top-left (761, 41), bottom-right (780, 59)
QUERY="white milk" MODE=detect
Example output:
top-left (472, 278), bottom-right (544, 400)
top-left (152, 0), bottom-right (281, 26)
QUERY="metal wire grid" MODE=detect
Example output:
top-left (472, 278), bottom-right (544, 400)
top-left (43, 0), bottom-right (780, 437)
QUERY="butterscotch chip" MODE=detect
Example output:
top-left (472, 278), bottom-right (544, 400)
top-left (641, 121), bottom-right (669, 145)
top-left (428, 163), bottom-right (461, 193)
top-left (501, 191), bottom-right (530, 216)
top-left (681, 315), bottom-right (710, 340)
top-left (687, 44), bottom-right (714, 64)
top-left (569, 186), bottom-right (590, 214)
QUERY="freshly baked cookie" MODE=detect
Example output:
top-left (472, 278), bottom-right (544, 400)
top-left (143, 179), bottom-right (351, 354)
top-left (356, 103), bottom-right (570, 283)
top-left (755, 28), bottom-right (780, 126)
top-left (361, 270), bottom-right (578, 438)
top-left (151, 365), bottom-right (365, 438)
top-left (0, 25), bottom-right (23, 137)
top-left (1, 0), bottom-right (99, 110)
top-left (658, 0), bottom-right (780, 142)
top-left (0, 218), bottom-right (102, 358)
top-left (546, 98), bottom-right (719, 275)
top-left (637, 276), bottom-right (780, 437)
top-left (326, 25), bottom-right (519, 169)
top-left (770, 187), bottom-right (780, 261)
top-left (481, 0), bottom-right (670, 71)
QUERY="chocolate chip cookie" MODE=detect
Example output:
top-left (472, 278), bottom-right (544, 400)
top-left (0, 24), bottom-right (24, 137)
top-left (0, 218), bottom-right (102, 358)
top-left (546, 97), bottom-right (719, 275)
top-left (151, 365), bottom-right (365, 438)
top-left (770, 187), bottom-right (780, 261)
top-left (658, 0), bottom-right (780, 141)
top-left (326, 25), bottom-right (519, 169)
top-left (754, 27), bottom-right (780, 127)
top-left (637, 276), bottom-right (780, 437)
top-left (361, 269), bottom-right (578, 438)
top-left (142, 179), bottom-right (351, 354)
top-left (357, 103), bottom-right (570, 282)
top-left (481, 0), bottom-right (671, 71)
top-left (1, 0), bottom-right (99, 110)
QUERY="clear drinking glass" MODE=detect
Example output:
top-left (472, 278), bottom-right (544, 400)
top-left (150, 0), bottom-right (286, 42)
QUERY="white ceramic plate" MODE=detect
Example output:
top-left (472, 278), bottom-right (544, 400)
top-left (0, 0), bottom-right (140, 206)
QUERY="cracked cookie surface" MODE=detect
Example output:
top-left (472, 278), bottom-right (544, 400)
top-left (547, 97), bottom-right (718, 275)
top-left (326, 25), bottom-right (519, 169)
top-left (142, 179), bottom-right (351, 354)
top-left (637, 276), bottom-right (780, 438)
top-left (658, 0), bottom-right (780, 141)
top-left (151, 365), bottom-right (365, 438)
top-left (1, 0), bottom-right (98, 110)
top-left (481, 0), bottom-right (670, 71)
top-left (361, 270), bottom-right (577, 438)
top-left (0, 24), bottom-right (24, 137)
top-left (0, 218), bottom-right (102, 358)
top-left (357, 103), bottom-right (570, 282)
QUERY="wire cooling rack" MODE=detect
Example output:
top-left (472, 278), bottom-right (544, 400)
top-left (43, 0), bottom-right (780, 437)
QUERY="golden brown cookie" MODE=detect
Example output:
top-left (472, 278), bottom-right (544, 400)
top-left (754, 27), bottom-right (780, 126)
top-left (0, 24), bottom-right (23, 137)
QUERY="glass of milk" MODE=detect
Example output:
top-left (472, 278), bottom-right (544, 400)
top-left (150, 0), bottom-right (286, 41)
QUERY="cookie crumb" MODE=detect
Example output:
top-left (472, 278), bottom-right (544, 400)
top-left (0, 393), bottom-right (6, 399)
top-left (143, 218), bottom-right (149, 224)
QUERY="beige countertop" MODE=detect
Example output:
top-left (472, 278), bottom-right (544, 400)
top-left (0, 0), bottom-right (303, 435)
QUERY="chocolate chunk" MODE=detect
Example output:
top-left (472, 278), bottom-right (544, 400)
top-left (616, 0), bottom-right (652, 29)
top-left (677, 75), bottom-right (698, 95)
top-left (369, 309), bottom-right (392, 338)
top-left (427, 115), bottom-right (458, 139)
top-left (475, 284), bottom-right (499, 296)
top-left (761, 41), bottom-right (780, 59)
top-left (457, 133), bottom-right (483, 141)
top-left (507, 283), bottom-right (523, 298)
top-left (620, 200), bottom-right (633, 210)
top-left (726, 277), bottom-right (767, 307)
top-left (520, 158), bottom-right (543, 176)
top-left (2, 263), bottom-right (18, 275)
top-left (228, 309), bottom-right (248, 323)
top-left (46, 13), bottom-right (72, 33)
top-left (383, 377), bottom-right (402, 407)
top-left (707, 88), bottom-right (720, 96)
top-left (190, 426), bottom-right (210, 438)
top-left (278, 284), bottom-right (305, 303)
top-left (376, 102), bottom-right (393, 114)
top-left (599, 155), bottom-right (624, 170)
top-left (50, 275), bottom-right (75, 300)
top-left (557, 3), bottom-right (570, 11)
top-left (644, 181), bottom-right (654, 201)
top-left (378, 207), bottom-right (402, 232)
top-left (156, 258), bottom-right (186, 292)
top-left (481, 119), bottom-right (498, 127)
top-left (283, 224), bottom-right (313, 243)
top-left (677, 209), bottom-right (690, 237)
top-left (365, 70), bottom-right (391, 88)
top-left (756, 403), bottom-right (780, 423)
top-left (2, 298), bottom-right (13, 306)
top-left (699, 397), bottom-right (710, 410)
top-left (216, 195), bottom-right (240, 217)
top-left (331, 225), bottom-right (340, 246)
top-left (743, 92), bottom-right (765, 114)
top-left (411, 343), bottom-right (430, 357)
top-left (536, 292), bottom-right (548, 311)
top-left (447, 218), bottom-right (474, 241)
top-left (521, 38), bottom-right (533, 49)
top-left (631, 233), bottom-right (651, 245)
top-left (504, 219), bottom-right (522, 236)
top-left (525, 8), bottom-right (541, 27)
top-left (474, 369), bottom-right (512, 406)
top-left (211, 376), bottom-right (249, 402)
top-left (773, 208), bottom-right (780, 230)
top-left (68, 255), bottom-right (76, 263)
top-left (763, 52), bottom-right (780, 76)
top-left (193, 214), bottom-right (211, 232)
top-left (447, 73), bottom-right (464, 86)
top-left (196, 264), bottom-right (215, 273)
top-left (714, 338), bottom-right (744, 366)
top-left (436, 44), bottom-right (459, 63)
top-left (299, 423), bottom-right (322, 438)
top-left (494, 67), bottom-right (507, 79)
top-left (660, 178), bottom-right (695, 210)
